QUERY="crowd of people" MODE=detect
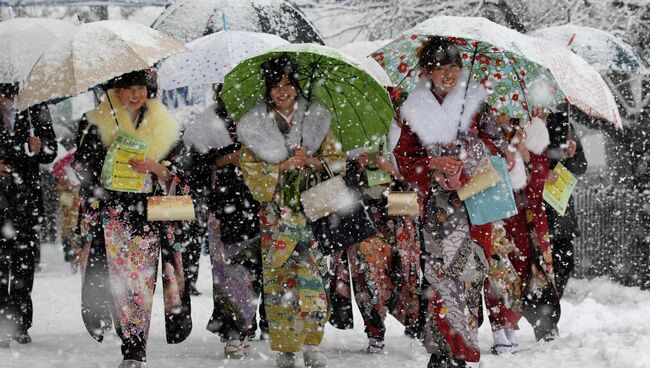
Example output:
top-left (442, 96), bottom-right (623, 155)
top-left (0, 35), bottom-right (587, 368)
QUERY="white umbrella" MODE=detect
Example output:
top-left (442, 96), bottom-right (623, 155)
top-left (17, 20), bottom-right (187, 110)
top-left (338, 40), bottom-right (394, 87)
top-left (0, 17), bottom-right (76, 84)
top-left (157, 30), bottom-right (288, 90)
top-left (531, 24), bottom-right (650, 74)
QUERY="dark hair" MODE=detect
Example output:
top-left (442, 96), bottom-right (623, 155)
top-left (0, 83), bottom-right (19, 98)
top-left (260, 54), bottom-right (301, 106)
top-left (418, 36), bottom-right (462, 71)
top-left (108, 69), bottom-right (149, 90)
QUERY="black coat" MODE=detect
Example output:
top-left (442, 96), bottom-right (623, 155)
top-left (546, 111), bottom-right (588, 240)
top-left (0, 103), bottom-right (57, 214)
top-left (185, 115), bottom-right (260, 247)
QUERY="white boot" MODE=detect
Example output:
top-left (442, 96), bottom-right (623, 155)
top-left (491, 329), bottom-right (512, 354)
top-left (367, 338), bottom-right (385, 354)
top-left (224, 339), bottom-right (246, 359)
top-left (505, 328), bottom-right (519, 353)
top-left (303, 345), bottom-right (327, 367)
top-left (276, 352), bottom-right (296, 368)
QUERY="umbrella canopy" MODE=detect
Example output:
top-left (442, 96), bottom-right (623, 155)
top-left (157, 30), bottom-right (289, 90)
top-left (220, 43), bottom-right (394, 151)
top-left (17, 20), bottom-right (187, 110)
top-left (372, 16), bottom-right (622, 129)
top-left (530, 24), bottom-right (650, 74)
top-left (0, 17), bottom-right (76, 84)
top-left (152, 0), bottom-right (324, 45)
top-left (337, 40), bottom-right (394, 87)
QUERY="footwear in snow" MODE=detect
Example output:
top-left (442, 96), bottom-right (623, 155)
top-left (118, 360), bottom-right (145, 368)
top-left (491, 329), bottom-right (513, 354)
top-left (366, 338), bottom-right (385, 354)
top-left (505, 328), bottom-right (519, 353)
top-left (224, 339), bottom-right (246, 359)
top-left (276, 352), bottom-right (296, 368)
top-left (303, 345), bottom-right (327, 367)
top-left (14, 331), bottom-right (31, 344)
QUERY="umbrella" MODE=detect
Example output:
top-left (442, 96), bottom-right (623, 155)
top-left (337, 40), bottom-right (394, 87)
top-left (17, 20), bottom-right (187, 110)
top-left (152, 0), bottom-right (324, 45)
top-left (530, 24), bottom-right (650, 74)
top-left (372, 16), bottom-right (622, 129)
top-left (0, 17), bottom-right (76, 83)
top-left (220, 43), bottom-right (394, 151)
top-left (157, 30), bottom-right (289, 90)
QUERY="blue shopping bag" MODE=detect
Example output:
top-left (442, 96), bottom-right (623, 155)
top-left (464, 155), bottom-right (518, 225)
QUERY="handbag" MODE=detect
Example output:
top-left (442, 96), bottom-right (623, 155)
top-left (463, 155), bottom-right (518, 225)
top-left (386, 191), bottom-right (420, 216)
top-left (146, 180), bottom-right (196, 222)
top-left (300, 165), bottom-right (355, 222)
top-left (307, 163), bottom-right (379, 255)
top-left (456, 155), bottom-right (502, 201)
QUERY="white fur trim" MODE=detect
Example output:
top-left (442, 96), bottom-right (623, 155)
top-left (183, 104), bottom-right (233, 153)
top-left (524, 117), bottom-right (550, 155)
top-left (509, 151), bottom-right (528, 191)
top-left (387, 119), bottom-right (402, 166)
top-left (86, 90), bottom-right (181, 161)
top-left (401, 73), bottom-right (487, 146)
top-left (237, 97), bottom-right (331, 163)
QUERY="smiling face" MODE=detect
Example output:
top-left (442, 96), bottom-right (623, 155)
top-left (269, 75), bottom-right (298, 111)
top-left (425, 63), bottom-right (461, 97)
top-left (116, 85), bottom-right (147, 112)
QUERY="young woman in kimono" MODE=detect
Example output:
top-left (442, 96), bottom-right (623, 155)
top-left (392, 37), bottom-right (492, 368)
top-left (183, 83), bottom-right (264, 358)
top-left (236, 55), bottom-right (345, 368)
top-left (73, 70), bottom-right (192, 368)
top-left (328, 89), bottom-right (421, 354)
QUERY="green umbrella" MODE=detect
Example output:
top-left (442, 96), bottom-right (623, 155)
top-left (220, 43), bottom-right (393, 151)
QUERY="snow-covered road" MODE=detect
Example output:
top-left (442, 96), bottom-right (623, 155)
top-left (1, 243), bottom-right (648, 368)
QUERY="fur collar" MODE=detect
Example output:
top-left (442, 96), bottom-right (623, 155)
top-left (236, 96), bottom-right (331, 163)
top-left (86, 90), bottom-right (181, 161)
top-left (183, 104), bottom-right (233, 153)
top-left (401, 73), bottom-right (487, 146)
top-left (524, 116), bottom-right (550, 155)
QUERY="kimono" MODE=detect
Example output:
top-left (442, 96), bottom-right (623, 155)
top-left (328, 152), bottom-right (421, 342)
top-left (184, 104), bottom-right (263, 341)
top-left (237, 97), bottom-right (345, 353)
top-left (73, 90), bottom-right (192, 362)
top-left (476, 113), bottom-right (523, 333)
top-left (393, 76), bottom-right (490, 363)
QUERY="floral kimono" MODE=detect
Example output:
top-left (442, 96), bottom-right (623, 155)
top-left (237, 97), bottom-right (345, 353)
top-left (73, 90), bottom-right (192, 362)
top-left (393, 76), bottom-right (491, 363)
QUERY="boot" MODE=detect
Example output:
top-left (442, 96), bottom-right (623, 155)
top-left (303, 345), bottom-right (327, 367)
top-left (276, 352), bottom-right (296, 368)
top-left (14, 331), bottom-right (31, 344)
top-left (366, 338), bottom-right (385, 354)
top-left (224, 339), bottom-right (246, 359)
top-left (491, 329), bottom-right (512, 354)
top-left (505, 328), bottom-right (519, 353)
top-left (118, 360), bottom-right (145, 368)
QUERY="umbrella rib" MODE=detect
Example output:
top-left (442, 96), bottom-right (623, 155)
top-left (320, 82), bottom-right (345, 148)
top-left (322, 81), bottom-right (371, 144)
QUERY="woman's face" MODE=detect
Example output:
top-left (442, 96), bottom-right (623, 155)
top-left (116, 85), bottom-right (147, 112)
top-left (269, 75), bottom-right (298, 111)
top-left (426, 63), bottom-right (461, 96)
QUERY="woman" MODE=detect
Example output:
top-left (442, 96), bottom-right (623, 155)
top-left (236, 54), bottom-right (344, 368)
top-left (328, 91), bottom-right (421, 354)
top-left (393, 37), bottom-right (491, 368)
top-left (183, 83), bottom-right (264, 358)
top-left (73, 70), bottom-right (192, 368)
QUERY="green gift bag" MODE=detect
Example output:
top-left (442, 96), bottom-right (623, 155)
top-left (365, 136), bottom-right (392, 187)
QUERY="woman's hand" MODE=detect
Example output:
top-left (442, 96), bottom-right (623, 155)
top-left (429, 156), bottom-right (463, 176)
top-left (0, 159), bottom-right (11, 177)
top-left (129, 158), bottom-right (171, 184)
top-left (375, 153), bottom-right (403, 180)
top-left (356, 152), bottom-right (370, 169)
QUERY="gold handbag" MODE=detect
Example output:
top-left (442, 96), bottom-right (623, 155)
top-left (300, 173), bottom-right (354, 222)
top-left (456, 156), bottom-right (502, 201)
top-left (386, 191), bottom-right (420, 216)
top-left (146, 195), bottom-right (196, 221)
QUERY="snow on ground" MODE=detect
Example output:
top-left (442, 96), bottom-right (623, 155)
top-left (1, 243), bottom-right (649, 368)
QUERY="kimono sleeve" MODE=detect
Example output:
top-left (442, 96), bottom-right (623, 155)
top-left (239, 145), bottom-right (280, 203)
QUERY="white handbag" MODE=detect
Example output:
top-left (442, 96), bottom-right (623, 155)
top-left (300, 163), bottom-right (356, 222)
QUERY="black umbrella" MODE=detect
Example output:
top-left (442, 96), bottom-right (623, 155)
top-left (151, 0), bottom-right (324, 45)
